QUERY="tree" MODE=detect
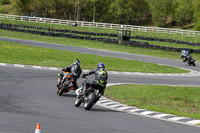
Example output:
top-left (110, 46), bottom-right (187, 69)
top-left (90, 0), bottom-right (96, 22)
top-left (109, 0), bottom-right (129, 24)
top-left (149, 0), bottom-right (175, 27)
top-left (173, 0), bottom-right (194, 29)
top-left (193, 0), bottom-right (200, 21)
top-left (15, 0), bottom-right (31, 15)
top-left (125, 0), bottom-right (150, 25)
top-left (0, 0), bottom-right (11, 13)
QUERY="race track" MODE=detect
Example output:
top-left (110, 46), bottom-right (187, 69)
top-left (0, 37), bottom-right (200, 133)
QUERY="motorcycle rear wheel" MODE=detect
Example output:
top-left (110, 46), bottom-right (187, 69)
top-left (84, 92), bottom-right (97, 110)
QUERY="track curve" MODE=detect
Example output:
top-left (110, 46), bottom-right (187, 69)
top-left (0, 37), bottom-right (200, 132)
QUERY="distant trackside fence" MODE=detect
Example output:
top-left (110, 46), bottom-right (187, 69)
top-left (0, 14), bottom-right (200, 36)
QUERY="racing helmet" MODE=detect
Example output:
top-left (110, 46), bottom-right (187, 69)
top-left (74, 59), bottom-right (81, 65)
top-left (97, 63), bottom-right (105, 68)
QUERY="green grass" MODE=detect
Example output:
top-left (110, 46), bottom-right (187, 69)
top-left (0, 29), bottom-right (200, 61)
top-left (105, 84), bottom-right (200, 119)
top-left (0, 40), bottom-right (188, 73)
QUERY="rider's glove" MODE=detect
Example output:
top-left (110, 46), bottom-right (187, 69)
top-left (82, 74), bottom-right (87, 78)
top-left (73, 73), bottom-right (77, 76)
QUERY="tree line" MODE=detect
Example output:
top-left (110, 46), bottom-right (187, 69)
top-left (1, 0), bottom-right (200, 30)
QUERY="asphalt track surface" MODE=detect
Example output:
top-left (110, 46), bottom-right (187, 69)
top-left (0, 37), bottom-right (200, 132)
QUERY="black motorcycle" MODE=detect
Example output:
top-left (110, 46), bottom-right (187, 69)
top-left (74, 80), bottom-right (102, 110)
top-left (185, 55), bottom-right (196, 66)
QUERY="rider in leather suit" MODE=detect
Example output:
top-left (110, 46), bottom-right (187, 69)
top-left (57, 59), bottom-right (82, 90)
top-left (181, 49), bottom-right (193, 62)
top-left (81, 63), bottom-right (108, 95)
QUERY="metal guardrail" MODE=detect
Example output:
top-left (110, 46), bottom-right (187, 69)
top-left (1, 14), bottom-right (200, 36)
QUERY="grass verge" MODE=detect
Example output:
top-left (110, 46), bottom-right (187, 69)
top-left (105, 84), bottom-right (200, 119)
top-left (0, 29), bottom-right (200, 61)
top-left (0, 40), bottom-right (188, 73)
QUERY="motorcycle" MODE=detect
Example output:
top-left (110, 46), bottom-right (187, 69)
top-left (185, 55), bottom-right (196, 66)
top-left (57, 71), bottom-right (75, 96)
top-left (74, 79), bottom-right (102, 110)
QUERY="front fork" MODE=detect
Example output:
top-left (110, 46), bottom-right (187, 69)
top-left (57, 73), bottom-right (61, 84)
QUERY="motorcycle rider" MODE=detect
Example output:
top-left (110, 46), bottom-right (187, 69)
top-left (181, 49), bottom-right (193, 62)
top-left (57, 59), bottom-right (82, 90)
top-left (79, 63), bottom-right (108, 96)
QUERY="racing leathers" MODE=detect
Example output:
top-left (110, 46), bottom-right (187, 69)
top-left (58, 63), bottom-right (82, 89)
top-left (81, 67), bottom-right (108, 96)
top-left (181, 50), bottom-right (190, 62)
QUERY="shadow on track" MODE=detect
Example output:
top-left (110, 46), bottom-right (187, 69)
top-left (90, 108), bottom-right (120, 113)
top-left (77, 106), bottom-right (120, 113)
top-left (61, 93), bottom-right (76, 97)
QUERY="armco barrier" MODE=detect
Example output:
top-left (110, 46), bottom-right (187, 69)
top-left (0, 25), bottom-right (200, 53)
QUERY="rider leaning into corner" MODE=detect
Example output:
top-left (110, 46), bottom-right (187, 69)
top-left (57, 59), bottom-right (82, 90)
top-left (79, 63), bottom-right (108, 96)
top-left (181, 49), bottom-right (193, 62)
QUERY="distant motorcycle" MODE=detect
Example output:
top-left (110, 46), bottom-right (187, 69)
top-left (185, 55), bottom-right (196, 66)
top-left (74, 79), bottom-right (102, 110)
top-left (57, 71), bottom-right (75, 96)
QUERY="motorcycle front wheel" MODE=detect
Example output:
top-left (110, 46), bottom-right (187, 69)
top-left (58, 83), bottom-right (66, 96)
top-left (75, 97), bottom-right (82, 107)
top-left (84, 92), bottom-right (97, 110)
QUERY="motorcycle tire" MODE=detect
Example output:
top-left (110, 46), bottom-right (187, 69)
top-left (192, 62), bottom-right (196, 66)
top-left (58, 83), bottom-right (66, 96)
top-left (75, 97), bottom-right (82, 107)
top-left (84, 92), bottom-right (97, 110)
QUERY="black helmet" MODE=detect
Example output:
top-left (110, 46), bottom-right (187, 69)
top-left (74, 59), bottom-right (81, 65)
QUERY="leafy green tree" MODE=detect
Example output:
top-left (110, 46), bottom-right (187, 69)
top-left (173, 0), bottom-right (194, 28)
top-left (194, 18), bottom-right (200, 31)
top-left (0, 0), bottom-right (10, 4)
top-left (125, 0), bottom-right (150, 25)
top-left (109, 0), bottom-right (130, 24)
top-left (0, 0), bottom-right (11, 13)
top-left (193, 0), bottom-right (200, 21)
top-left (149, 0), bottom-right (175, 27)
top-left (29, 0), bottom-right (41, 16)
top-left (15, 0), bottom-right (31, 15)
top-left (59, 0), bottom-right (74, 19)
top-left (93, 0), bottom-right (112, 23)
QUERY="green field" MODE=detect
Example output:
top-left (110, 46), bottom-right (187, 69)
top-left (105, 84), bottom-right (200, 120)
top-left (1, 29), bottom-right (200, 61)
top-left (0, 40), bottom-right (187, 73)
top-left (1, 19), bottom-right (200, 61)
